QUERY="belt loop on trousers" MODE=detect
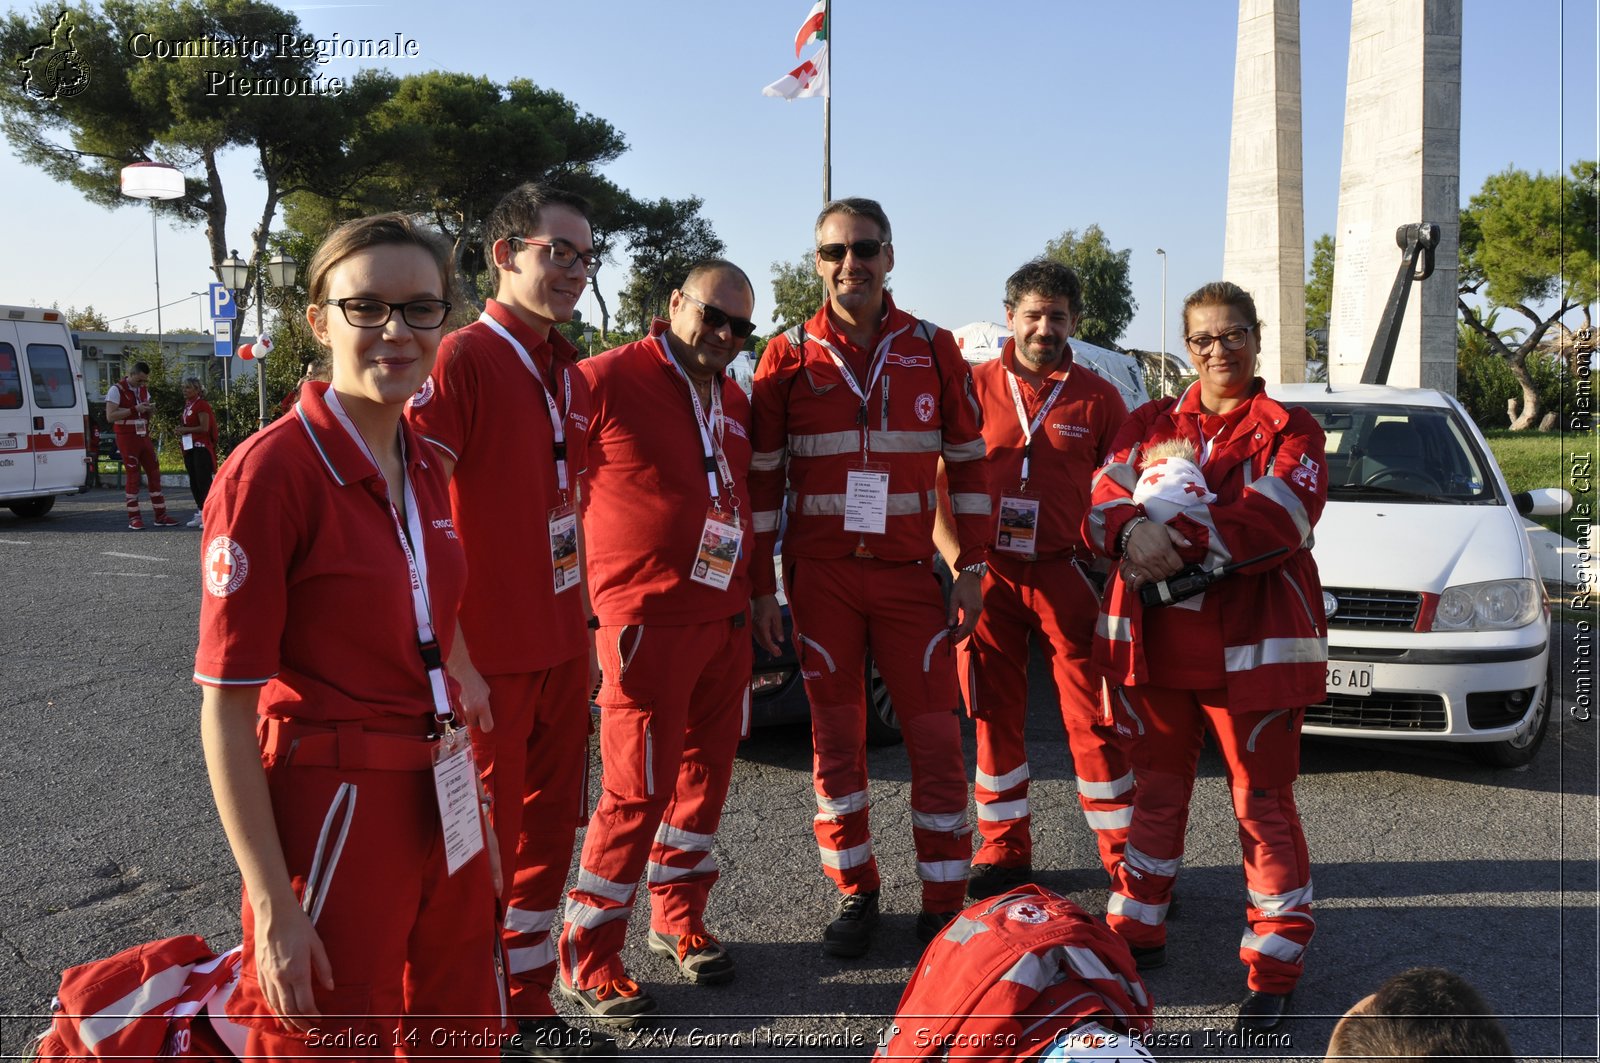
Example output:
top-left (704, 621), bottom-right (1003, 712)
top-left (257, 716), bottom-right (289, 761)
top-left (336, 722), bottom-right (367, 771)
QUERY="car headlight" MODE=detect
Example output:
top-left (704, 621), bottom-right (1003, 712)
top-left (1431, 578), bottom-right (1542, 631)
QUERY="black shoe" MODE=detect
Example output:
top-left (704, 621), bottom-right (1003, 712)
top-left (914, 908), bottom-right (959, 943)
top-left (1235, 989), bottom-right (1293, 1033)
top-left (1129, 944), bottom-right (1167, 971)
top-left (822, 890), bottom-right (879, 957)
top-left (506, 1016), bottom-right (618, 1059)
top-left (967, 862), bottom-right (1033, 899)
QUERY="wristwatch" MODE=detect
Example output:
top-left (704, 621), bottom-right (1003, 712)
top-left (960, 561), bottom-right (989, 578)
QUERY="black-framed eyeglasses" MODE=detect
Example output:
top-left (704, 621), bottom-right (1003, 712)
top-left (511, 236), bottom-right (601, 279)
top-left (1185, 326), bottom-right (1255, 354)
top-left (323, 297), bottom-right (452, 330)
top-left (679, 292), bottom-right (757, 339)
top-left (817, 239), bottom-right (886, 262)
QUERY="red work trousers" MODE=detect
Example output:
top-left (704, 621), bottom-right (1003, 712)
top-left (1105, 686), bottom-right (1314, 994)
top-left (230, 721), bottom-right (503, 1059)
top-left (559, 615), bottom-right (751, 989)
top-left (478, 656), bottom-right (592, 1018)
top-left (117, 433), bottom-right (167, 518)
top-left (787, 555), bottom-right (971, 912)
top-left (957, 558), bottom-right (1133, 879)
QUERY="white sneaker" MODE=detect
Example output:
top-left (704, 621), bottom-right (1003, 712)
top-left (186, 512), bottom-right (203, 528)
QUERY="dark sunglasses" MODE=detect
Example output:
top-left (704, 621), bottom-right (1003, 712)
top-left (679, 292), bottom-right (757, 339)
top-left (816, 239), bottom-right (886, 262)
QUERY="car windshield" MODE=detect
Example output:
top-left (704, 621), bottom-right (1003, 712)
top-left (1299, 402), bottom-right (1501, 504)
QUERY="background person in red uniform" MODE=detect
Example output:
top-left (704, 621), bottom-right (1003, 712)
top-left (1084, 281), bottom-right (1326, 1034)
top-left (557, 260), bottom-right (759, 1026)
top-left (748, 197), bottom-right (990, 956)
top-left (406, 183), bottom-right (608, 1060)
top-left (195, 213), bottom-right (502, 1059)
top-left (105, 361), bottom-right (177, 529)
top-left (176, 376), bottom-right (218, 528)
top-left (933, 260), bottom-right (1132, 899)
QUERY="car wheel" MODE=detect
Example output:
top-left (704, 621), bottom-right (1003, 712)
top-left (8, 497), bottom-right (55, 519)
top-left (1470, 683), bottom-right (1551, 769)
top-left (863, 656), bottom-right (902, 747)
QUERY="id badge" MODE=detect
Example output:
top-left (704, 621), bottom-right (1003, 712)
top-left (134, 419), bottom-right (148, 438)
top-left (843, 463), bottom-right (891, 535)
top-left (431, 727), bottom-right (486, 877)
top-left (180, 433), bottom-right (194, 452)
top-left (548, 504), bottom-right (580, 594)
top-left (996, 493), bottom-right (1041, 558)
top-left (691, 508), bottom-right (744, 591)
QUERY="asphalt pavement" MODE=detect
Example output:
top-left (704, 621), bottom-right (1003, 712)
top-left (1, 491), bottom-right (1595, 1061)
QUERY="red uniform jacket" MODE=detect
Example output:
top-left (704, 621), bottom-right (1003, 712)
top-left (579, 323), bottom-right (754, 626)
top-left (1084, 381), bottom-right (1328, 713)
top-left (969, 339), bottom-right (1128, 563)
top-left (748, 295), bottom-right (989, 596)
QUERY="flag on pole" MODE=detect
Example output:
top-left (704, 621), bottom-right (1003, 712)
top-left (794, 0), bottom-right (827, 56)
top-left (762, 42), bottom-right (829, 100)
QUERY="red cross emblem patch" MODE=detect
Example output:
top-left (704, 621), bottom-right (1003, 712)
top-left (48, 422), bottom-right (68, 446)
top-left (204, 536), bottom-right (250, 598)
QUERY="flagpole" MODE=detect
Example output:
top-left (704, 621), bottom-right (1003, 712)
top-left (822, 0), bottom-right (831, 202)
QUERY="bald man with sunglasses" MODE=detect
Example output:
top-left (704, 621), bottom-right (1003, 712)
top-left (749, 197), bottom-right (990, 956)
top-left (557, 260), bottom-right (761, 1026)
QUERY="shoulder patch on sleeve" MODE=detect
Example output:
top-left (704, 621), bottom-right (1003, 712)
top-left (204, 536), bottom-right (250, 597)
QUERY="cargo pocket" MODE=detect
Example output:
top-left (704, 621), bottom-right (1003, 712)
top-left (598, 697), bottom-right (657, 801)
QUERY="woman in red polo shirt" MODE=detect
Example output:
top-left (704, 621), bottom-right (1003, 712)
top-left (194, 214), bottom-right (501, 1059)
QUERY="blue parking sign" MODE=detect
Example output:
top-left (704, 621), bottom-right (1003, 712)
top-left (214, 319), bottom-right (234, 359)
top-left (209, 283), bottom-right (237, 321)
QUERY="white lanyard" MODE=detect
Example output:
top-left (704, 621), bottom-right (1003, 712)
top-left (325, 390), bottom-right (454, 726)
top-left (809, 324), bottom-right (909, 456)
top-left (479, 312), bottom-right (572, 495)
top-left (656, 334), bottom-right (735, 509)
top-left (1006, 368), bottom-right (1067, 487)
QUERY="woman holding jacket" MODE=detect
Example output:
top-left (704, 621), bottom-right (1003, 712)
top-left (1084, 281), bottom-right (1327, 1034)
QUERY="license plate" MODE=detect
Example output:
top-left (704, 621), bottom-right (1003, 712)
top-left (1326, 661), bottom-right (1374, 697)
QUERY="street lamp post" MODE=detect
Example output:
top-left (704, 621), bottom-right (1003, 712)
top-left (1155, 247), bottom-right (1169, 397)
top-left (219, 248), bottom-right (298, 429)
top-left (119, 163), bottom-right (185, 355)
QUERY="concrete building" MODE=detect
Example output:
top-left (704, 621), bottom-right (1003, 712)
top-left (1327, 0), bottom-right (1461, 391)
top-left (1223, 0), bottom-right (1306, 385)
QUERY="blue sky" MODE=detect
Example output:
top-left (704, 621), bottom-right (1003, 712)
top-left (1, 0), bottom-right (1593, 350)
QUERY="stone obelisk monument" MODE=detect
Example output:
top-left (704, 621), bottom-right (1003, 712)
top-left (1223, 0), bottom-right (1305, 384)
top-left (1327, 0), bottom-right (1461, 390)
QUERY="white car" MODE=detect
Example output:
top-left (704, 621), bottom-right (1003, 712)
top-left (1276, 383), bottom-right (1568, 767)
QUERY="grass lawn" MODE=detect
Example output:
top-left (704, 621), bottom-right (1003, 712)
top-left (1484, 429), bottom-right (1596, 544)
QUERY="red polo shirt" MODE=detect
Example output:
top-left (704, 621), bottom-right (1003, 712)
top-left (406, 300), bottom-right (591, 675)
top-left (970, 339), bottom-right (1128, 564)
top-left (193, 381), bottom-right (466, 724)
top-left (579, 325), bottom-right (753, 626)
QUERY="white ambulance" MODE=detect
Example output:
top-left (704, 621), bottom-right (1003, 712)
top-left (0, 305), bottom-right (88, 517)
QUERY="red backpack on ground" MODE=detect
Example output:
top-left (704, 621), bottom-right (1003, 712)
top-left (875, 885), bottom-right (1155, 1062)
top-left (31, 935), bottom-right (247, 1062)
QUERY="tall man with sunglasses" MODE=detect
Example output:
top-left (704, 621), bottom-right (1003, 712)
top-left (407, 183), bottom-right (612, 1060)
top-left (749, 198), bottom-right (990, 955)
top-left (556, 260), bottom-right (763, 1026)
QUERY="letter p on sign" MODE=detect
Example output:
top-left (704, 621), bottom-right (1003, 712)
top-left (209, 283), bottom-right (237, 320)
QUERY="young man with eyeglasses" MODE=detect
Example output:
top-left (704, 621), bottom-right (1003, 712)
top-left (406, 183), bottom-right (613, 1060)
top-left (749, 197), bottom-right (990, 956)
top-left (932, 260), bottom-right (1133, 900)
top-left (555, 259), bottom-right (763, 1026)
